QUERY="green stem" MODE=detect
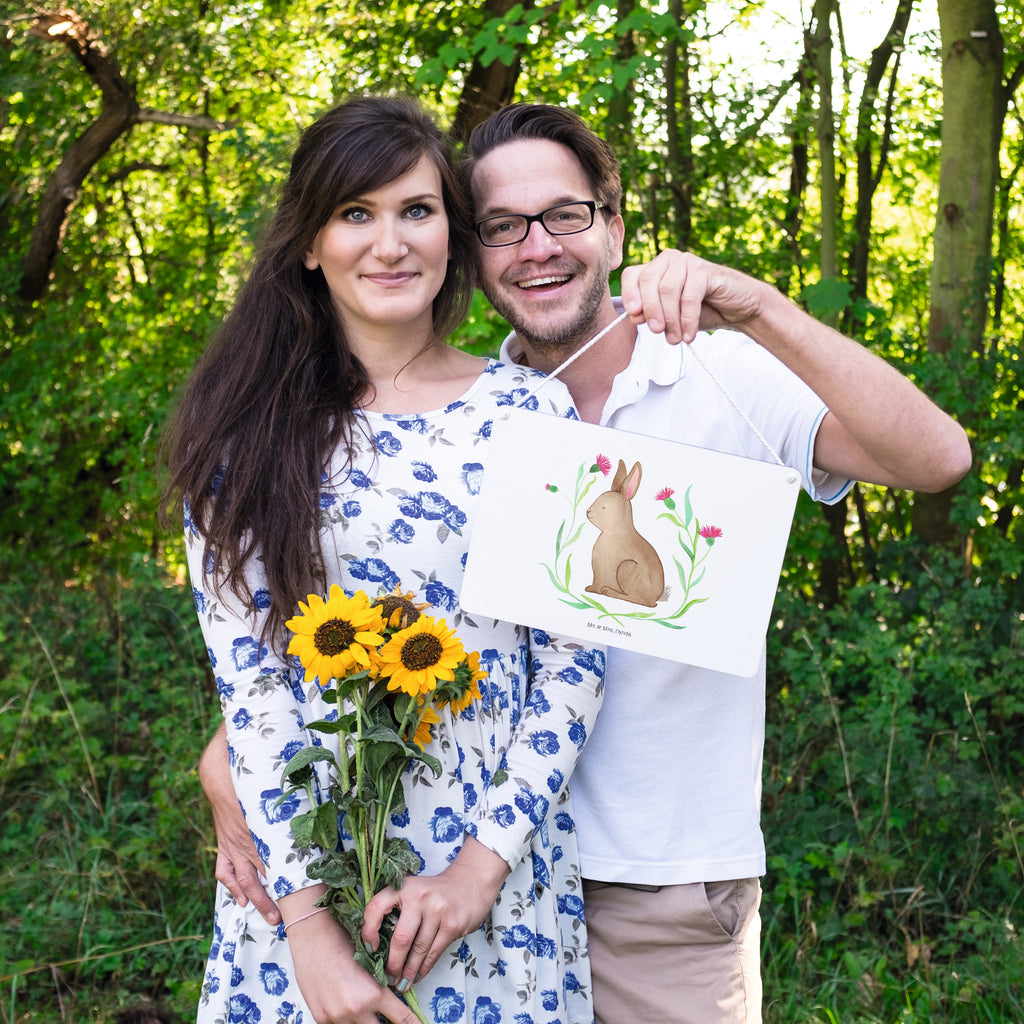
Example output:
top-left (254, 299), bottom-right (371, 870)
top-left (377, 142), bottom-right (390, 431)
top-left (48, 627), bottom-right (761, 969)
top-left (401, 985), bottom-right (430, 1024)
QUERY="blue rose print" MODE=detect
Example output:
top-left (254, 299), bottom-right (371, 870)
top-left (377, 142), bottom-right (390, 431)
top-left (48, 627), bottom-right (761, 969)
top-left (411, 461), bottom-right (437, 482)
top-left (260, 788), bottom-right (299, 824)
top-left (232, 708), bottom-right (251, 730)
top-left (348, 468), bottom-right (374, 489)
top-left (541, 988), bottom-right (559, 1011)
top-left (227, 993), bottom-right (261, 1023)
top-left (347, 556), bottom-right (400, 591)
top-left (528, 730), bottom-right (561, 756)
top-left (526, 689), bottom-right (551, 714)
top-left (492, 804), bottom-right (516, 828)
top-left (531, 852), bottom-right (551, 889)
top-left (231, 636), bottom-right (265, 672)
top-left (557, 893), bottom-right (585, 922)
top-left (461, 462), bottom-right (485, 495)
top-left (443, 503), bottom-right (468, 530)
top-left (531, 628), bottom-right (550, 646)
top-left (375, 430), bottom-right (403, 456)
top-left (319, 492), bottom-right (336, 509)
top-left (230, 965), bottom-right (244, 987)
top-left (573, 647), bottom-right (605, 674)
top-left (545, 768), bottom-right (564, 794)
top-left (515, 790), bottom-right (549, 825)
top-left (472, 996), bottom-right (502, 1024)
top-left (554, 811), bottom-right (574, 832)
top-left (534, 934), bottom-right (557, 959)
top-left (395, 415), bottom-right (430, 434)
top-left (259, 963), bottom-right (289, 996)
top-left (568, 721), bottom-right (587, 750)
top-left (279, 739), bottom-right (304, 762)
top-left (193, 587), bottom-right (208, 614)
top-left (424, 579), bottom-right (457, 611)
top-left (389, 519), bottom-right (416, 544)
top-left (431, 987), bottom-right (466, 1023)
top-left (430, 807), bottom-right (463, 844)
top-left (558, 666), bottom-right (583, 685)
top-left (501, 924), bottom-right (535, 951)
top-left (342, 499), bottom-right (362, 517)
top-left (478, 419), bottom-right (493, 439)
top-left (272, 877), bottom-right (293, 897)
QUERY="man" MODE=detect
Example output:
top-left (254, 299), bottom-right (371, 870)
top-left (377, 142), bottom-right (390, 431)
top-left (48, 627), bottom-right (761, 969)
top-left (201, 104), bottom-right (970, 1023)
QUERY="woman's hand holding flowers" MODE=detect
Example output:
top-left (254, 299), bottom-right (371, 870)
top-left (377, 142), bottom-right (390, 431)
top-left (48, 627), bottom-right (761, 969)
top-left (361, 836), bottom-right (511, 994)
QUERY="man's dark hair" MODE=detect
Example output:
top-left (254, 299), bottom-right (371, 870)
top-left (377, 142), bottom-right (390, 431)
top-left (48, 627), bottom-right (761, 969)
top-left (463, 103), bottom-right (622, 217)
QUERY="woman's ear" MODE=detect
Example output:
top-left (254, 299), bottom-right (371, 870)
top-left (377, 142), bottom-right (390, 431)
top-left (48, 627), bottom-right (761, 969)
top-left (303, 251), bottom-right (319, 271)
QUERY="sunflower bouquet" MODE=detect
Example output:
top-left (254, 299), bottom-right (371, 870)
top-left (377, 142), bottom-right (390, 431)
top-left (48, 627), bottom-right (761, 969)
top-left (279, 583), bottom-right (485, 1018)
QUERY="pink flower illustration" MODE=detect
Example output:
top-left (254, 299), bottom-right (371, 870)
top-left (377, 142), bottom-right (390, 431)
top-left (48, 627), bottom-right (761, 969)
top-left (700, 524), bottom-right (723, 545)
top-left (656, 487), bottom-right (675, 502)
top-left (595, 454), bottom-right (612, 476)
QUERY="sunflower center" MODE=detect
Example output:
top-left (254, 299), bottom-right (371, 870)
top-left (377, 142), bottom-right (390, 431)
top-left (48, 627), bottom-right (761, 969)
top-left (376, 595), bottom-right (421, 629)
top-left (400, 633), bottom-right (444, 671)
top-left (314, 618), bottom-right (357, 655)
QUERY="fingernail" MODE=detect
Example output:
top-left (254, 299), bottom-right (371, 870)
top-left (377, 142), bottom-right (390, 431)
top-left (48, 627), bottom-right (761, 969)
top-left (396, 978), bottom-right (411, 993)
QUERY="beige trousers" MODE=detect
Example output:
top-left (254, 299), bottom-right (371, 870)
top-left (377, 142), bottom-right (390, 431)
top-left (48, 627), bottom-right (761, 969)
top-left (582, 878), bottom-right (762, 1024)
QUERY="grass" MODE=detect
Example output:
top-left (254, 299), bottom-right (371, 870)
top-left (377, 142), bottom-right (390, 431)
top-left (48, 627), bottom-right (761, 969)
top-left (1, 547), bottom-right (1020, 1023)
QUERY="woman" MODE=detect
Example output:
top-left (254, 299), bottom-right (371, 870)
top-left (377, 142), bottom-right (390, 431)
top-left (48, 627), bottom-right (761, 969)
top-left (163, 96), bottom-right (605, 1024)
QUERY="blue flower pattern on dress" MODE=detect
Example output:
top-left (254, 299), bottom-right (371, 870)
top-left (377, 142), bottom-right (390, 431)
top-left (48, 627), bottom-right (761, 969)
top-left (191, 362), bottom-right (603, 1024)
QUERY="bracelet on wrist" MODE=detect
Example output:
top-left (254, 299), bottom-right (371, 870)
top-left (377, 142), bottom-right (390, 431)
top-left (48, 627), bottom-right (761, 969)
top-left (283, 906), bottom-right (329, 932)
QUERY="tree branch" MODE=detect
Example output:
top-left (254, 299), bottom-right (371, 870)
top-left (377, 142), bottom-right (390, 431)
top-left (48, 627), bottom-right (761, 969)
top-left (18, 8), bottom-right (236, 301)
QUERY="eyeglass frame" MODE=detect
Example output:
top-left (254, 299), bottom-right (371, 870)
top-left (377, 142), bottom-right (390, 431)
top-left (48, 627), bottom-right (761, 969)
top-left (473, 200), bottom-right (609, 247)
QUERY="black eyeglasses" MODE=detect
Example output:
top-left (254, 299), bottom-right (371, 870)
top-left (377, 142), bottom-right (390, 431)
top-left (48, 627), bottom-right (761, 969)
top-left (474, 200), bottom-right (608, 247)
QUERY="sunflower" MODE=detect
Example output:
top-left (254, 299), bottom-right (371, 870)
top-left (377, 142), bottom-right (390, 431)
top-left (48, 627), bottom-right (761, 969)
top-left (372, 585), bottom-right (428, 630)
top-left (448, 650), bottom-right (486, 716)
top-left (377, 615), bottom-right (465, 697)
top-left (285, 584), bottom-right (386, 683)
top-left (408, 701), bottom-right (441, 749)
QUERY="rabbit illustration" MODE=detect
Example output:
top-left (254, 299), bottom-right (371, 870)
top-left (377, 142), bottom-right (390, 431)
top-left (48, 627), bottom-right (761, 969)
top-left (585, 459), bottom-right (665, 608)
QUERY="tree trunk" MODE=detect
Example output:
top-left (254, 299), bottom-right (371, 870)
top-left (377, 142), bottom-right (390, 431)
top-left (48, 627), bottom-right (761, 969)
top-left (848, 0), bottom-right (913, 311)
top-left (806, 0), bottom-right (838, 290)
top-left (450, 0), bottom-right (535, 144)
top-left (19, 10), bottom-right (139, 300)
top-left (664, 0), bottom-right (693, 249)
top-left (914, 0), bottom-right (1003, 545)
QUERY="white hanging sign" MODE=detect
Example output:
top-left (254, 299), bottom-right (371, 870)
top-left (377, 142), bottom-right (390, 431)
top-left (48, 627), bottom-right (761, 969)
top-left (461, 408), bottom-right (801, 677)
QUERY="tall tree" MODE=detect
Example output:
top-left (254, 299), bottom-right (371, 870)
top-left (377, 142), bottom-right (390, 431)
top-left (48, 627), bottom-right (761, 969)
top-left (914, 0), bottom-right (1003, 545)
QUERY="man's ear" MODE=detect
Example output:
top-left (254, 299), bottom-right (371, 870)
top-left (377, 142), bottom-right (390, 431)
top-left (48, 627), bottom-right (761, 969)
top-left (608, 213), bottom-right (625, 271)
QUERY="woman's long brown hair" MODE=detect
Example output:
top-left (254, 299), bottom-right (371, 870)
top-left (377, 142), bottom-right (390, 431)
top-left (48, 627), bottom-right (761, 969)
top-left (161, 96), bottom-right (474, 650)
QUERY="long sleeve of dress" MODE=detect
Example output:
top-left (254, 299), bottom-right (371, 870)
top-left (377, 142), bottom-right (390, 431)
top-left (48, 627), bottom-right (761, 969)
top-left (465, 630), bottom-right (605, 871)
top-left (186, 510), bottom-right (326, 897)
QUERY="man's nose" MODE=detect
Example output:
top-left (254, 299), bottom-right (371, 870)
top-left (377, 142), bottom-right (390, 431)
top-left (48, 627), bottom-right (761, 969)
top-left (515, 218), bottom-right (563, 260)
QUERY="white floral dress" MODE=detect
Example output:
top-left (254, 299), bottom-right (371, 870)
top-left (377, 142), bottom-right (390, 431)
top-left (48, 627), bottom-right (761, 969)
top-left (189, 360), bottom-right (605, 1024)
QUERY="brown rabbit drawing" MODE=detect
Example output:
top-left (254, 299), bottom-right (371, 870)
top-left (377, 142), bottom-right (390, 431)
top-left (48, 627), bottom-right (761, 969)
top-left (585, 459), bottom-right (665, 608)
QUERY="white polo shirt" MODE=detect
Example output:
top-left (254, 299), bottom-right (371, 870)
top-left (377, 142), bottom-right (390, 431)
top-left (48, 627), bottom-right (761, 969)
top-left (500, 309), bottom-right (851, 884)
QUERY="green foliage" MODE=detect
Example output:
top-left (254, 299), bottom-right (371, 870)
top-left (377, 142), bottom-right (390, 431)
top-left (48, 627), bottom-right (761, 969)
top-left (762, 540), bottom-right (1024, 1023)
top-left (0, 553), bottom-right (216, 1021)
top-left (1, 0), bottom-right (1022, 1019)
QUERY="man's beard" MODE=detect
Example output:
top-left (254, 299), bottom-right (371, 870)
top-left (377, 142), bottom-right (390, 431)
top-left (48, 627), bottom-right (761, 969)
top-left (481, 260), bottom-right (611, 356)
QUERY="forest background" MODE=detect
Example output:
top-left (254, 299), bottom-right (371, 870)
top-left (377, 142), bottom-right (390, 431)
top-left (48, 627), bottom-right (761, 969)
top-left (1, 0), bottom-right (1021, 1021)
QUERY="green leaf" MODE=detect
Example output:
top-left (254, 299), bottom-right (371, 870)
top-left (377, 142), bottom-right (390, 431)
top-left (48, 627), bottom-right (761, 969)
top-left (281, 745), bottom-right (337, 788)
